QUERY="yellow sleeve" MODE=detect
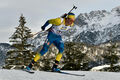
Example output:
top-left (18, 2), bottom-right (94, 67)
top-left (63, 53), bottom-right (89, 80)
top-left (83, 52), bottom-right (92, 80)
top-left (48, 18), bottom-right (62, 26)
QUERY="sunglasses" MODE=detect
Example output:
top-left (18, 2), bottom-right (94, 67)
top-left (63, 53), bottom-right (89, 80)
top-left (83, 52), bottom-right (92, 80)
top-left (66, 18), bottom-right (74, 22)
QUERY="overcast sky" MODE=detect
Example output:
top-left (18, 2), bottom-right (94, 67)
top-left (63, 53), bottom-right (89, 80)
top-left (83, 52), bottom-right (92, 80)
top-left (0, 0), bottom-right (120, 43)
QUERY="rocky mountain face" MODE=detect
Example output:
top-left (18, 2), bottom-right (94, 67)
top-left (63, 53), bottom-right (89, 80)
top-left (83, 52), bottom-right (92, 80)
top-left (0, 43), bottom-right (11, 68)
top-left (74, 7), bottom-right (120, 45)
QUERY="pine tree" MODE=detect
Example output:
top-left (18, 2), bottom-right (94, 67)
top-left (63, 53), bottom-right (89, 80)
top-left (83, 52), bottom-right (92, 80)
top-left (102, 32), bottom-right (120, 72)
top-left (4, 14), bottom-right (34, 69)
top-left (102, 41), bottom-right (119, 72)
top-left (62, 42), bottom-right (90, 70)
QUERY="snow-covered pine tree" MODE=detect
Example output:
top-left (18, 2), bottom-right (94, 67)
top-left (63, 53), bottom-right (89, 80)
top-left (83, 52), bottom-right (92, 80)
top-left (102, 41), bottom-right (119, 72)
top-left (4, 14), bottom-right (34, 69)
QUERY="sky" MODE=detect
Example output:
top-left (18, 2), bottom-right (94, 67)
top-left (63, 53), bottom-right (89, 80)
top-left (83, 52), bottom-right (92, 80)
top-left (0, 0), bottom-right (120, 43)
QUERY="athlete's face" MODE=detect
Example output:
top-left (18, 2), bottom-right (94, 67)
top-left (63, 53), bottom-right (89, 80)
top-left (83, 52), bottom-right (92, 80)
top-left (65, 18), bottom-right (74, 26)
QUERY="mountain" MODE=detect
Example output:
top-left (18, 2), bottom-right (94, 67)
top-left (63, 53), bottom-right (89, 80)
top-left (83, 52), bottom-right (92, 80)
top-left (0, 43), bottom-right (11, 68)
top-left (74, 6), bottom-right (120, 45)
top-left (29, 6), bottom-right (120, 47)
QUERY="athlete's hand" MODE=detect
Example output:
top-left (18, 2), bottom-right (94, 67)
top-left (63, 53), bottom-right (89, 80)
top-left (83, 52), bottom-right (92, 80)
top-left (41, 26), bottom-right (45, 31)
top-left (61, 13), bottom-right (68, 18)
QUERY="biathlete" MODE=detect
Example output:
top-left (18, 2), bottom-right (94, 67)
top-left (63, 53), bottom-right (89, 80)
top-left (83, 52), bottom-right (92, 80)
top-left (26, 12), bottom-right (75, 72)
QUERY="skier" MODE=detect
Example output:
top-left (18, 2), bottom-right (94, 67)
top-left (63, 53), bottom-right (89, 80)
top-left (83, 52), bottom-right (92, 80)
top-left (26, 12), bottom-right (75, 72)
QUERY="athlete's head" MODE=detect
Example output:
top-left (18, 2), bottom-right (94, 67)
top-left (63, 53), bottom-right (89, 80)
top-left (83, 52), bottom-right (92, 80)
top-left (65, 12), bottom-right (75, 26)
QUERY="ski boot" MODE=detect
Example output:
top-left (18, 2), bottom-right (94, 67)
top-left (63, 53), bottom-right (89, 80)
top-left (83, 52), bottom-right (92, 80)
top-left (52, 67), bottom-right (61, 72)
top-left (22, 66), bottom-right (34, 73)
top-left (23, 60), bottom-right (35, 72)
top-left (52, 61), bottom-right (61, 72)
top-left (26, 66), bottom-right (31, 71)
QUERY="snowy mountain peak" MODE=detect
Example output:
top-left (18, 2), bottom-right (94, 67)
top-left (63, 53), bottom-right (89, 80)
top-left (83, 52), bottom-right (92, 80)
top-left (73, 6), bottom-right (120, 45)
top-left (111, 6), bottom-right (120, 12)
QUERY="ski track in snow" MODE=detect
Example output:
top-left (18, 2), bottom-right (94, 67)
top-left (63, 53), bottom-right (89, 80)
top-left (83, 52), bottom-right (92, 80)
top-left (0, 69), bottom-right (120, 80)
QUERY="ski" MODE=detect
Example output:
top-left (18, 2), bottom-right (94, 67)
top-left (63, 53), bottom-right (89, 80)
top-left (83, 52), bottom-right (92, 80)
top-left (59, 71), bottom-right (85, 76)
top-left (45, 70), bottom-right (85, 76)
top-left (21, 66), bottom-right (85, 76)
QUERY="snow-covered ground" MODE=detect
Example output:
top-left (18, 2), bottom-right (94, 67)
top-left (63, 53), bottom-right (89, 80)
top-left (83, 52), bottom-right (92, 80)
top-left (91, 65), bottom-right (110, 71)
top-left (0, 69), bottom-right (120, 80)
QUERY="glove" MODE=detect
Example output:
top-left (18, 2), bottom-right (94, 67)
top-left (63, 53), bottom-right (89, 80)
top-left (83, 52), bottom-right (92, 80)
top-left (61, 13), bottom-right (68, 18)
top-left (41, 26), bottom-right (45, 31)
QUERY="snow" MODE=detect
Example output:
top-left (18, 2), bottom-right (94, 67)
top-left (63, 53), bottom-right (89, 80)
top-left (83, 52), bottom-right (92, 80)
top-left (0, 69), bottom-right (120, 80)
top-left (91, 65), bottom-right (110, 71)
top-left (91, 63), bottom-right (120, 71)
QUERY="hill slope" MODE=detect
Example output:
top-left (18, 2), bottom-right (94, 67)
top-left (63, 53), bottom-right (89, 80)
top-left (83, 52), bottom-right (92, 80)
top-left (0, 69), bottom-right (120, 80)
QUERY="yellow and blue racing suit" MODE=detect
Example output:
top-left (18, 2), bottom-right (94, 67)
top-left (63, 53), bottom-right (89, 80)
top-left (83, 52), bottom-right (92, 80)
top-left (34, 17), bottom-right (74, 62)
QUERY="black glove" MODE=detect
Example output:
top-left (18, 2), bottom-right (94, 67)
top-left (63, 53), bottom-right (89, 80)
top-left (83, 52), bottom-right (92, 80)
top-left (61, 13), bottom-right (68, 18)
top-left (41, 26), bottom-right (45, 31)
